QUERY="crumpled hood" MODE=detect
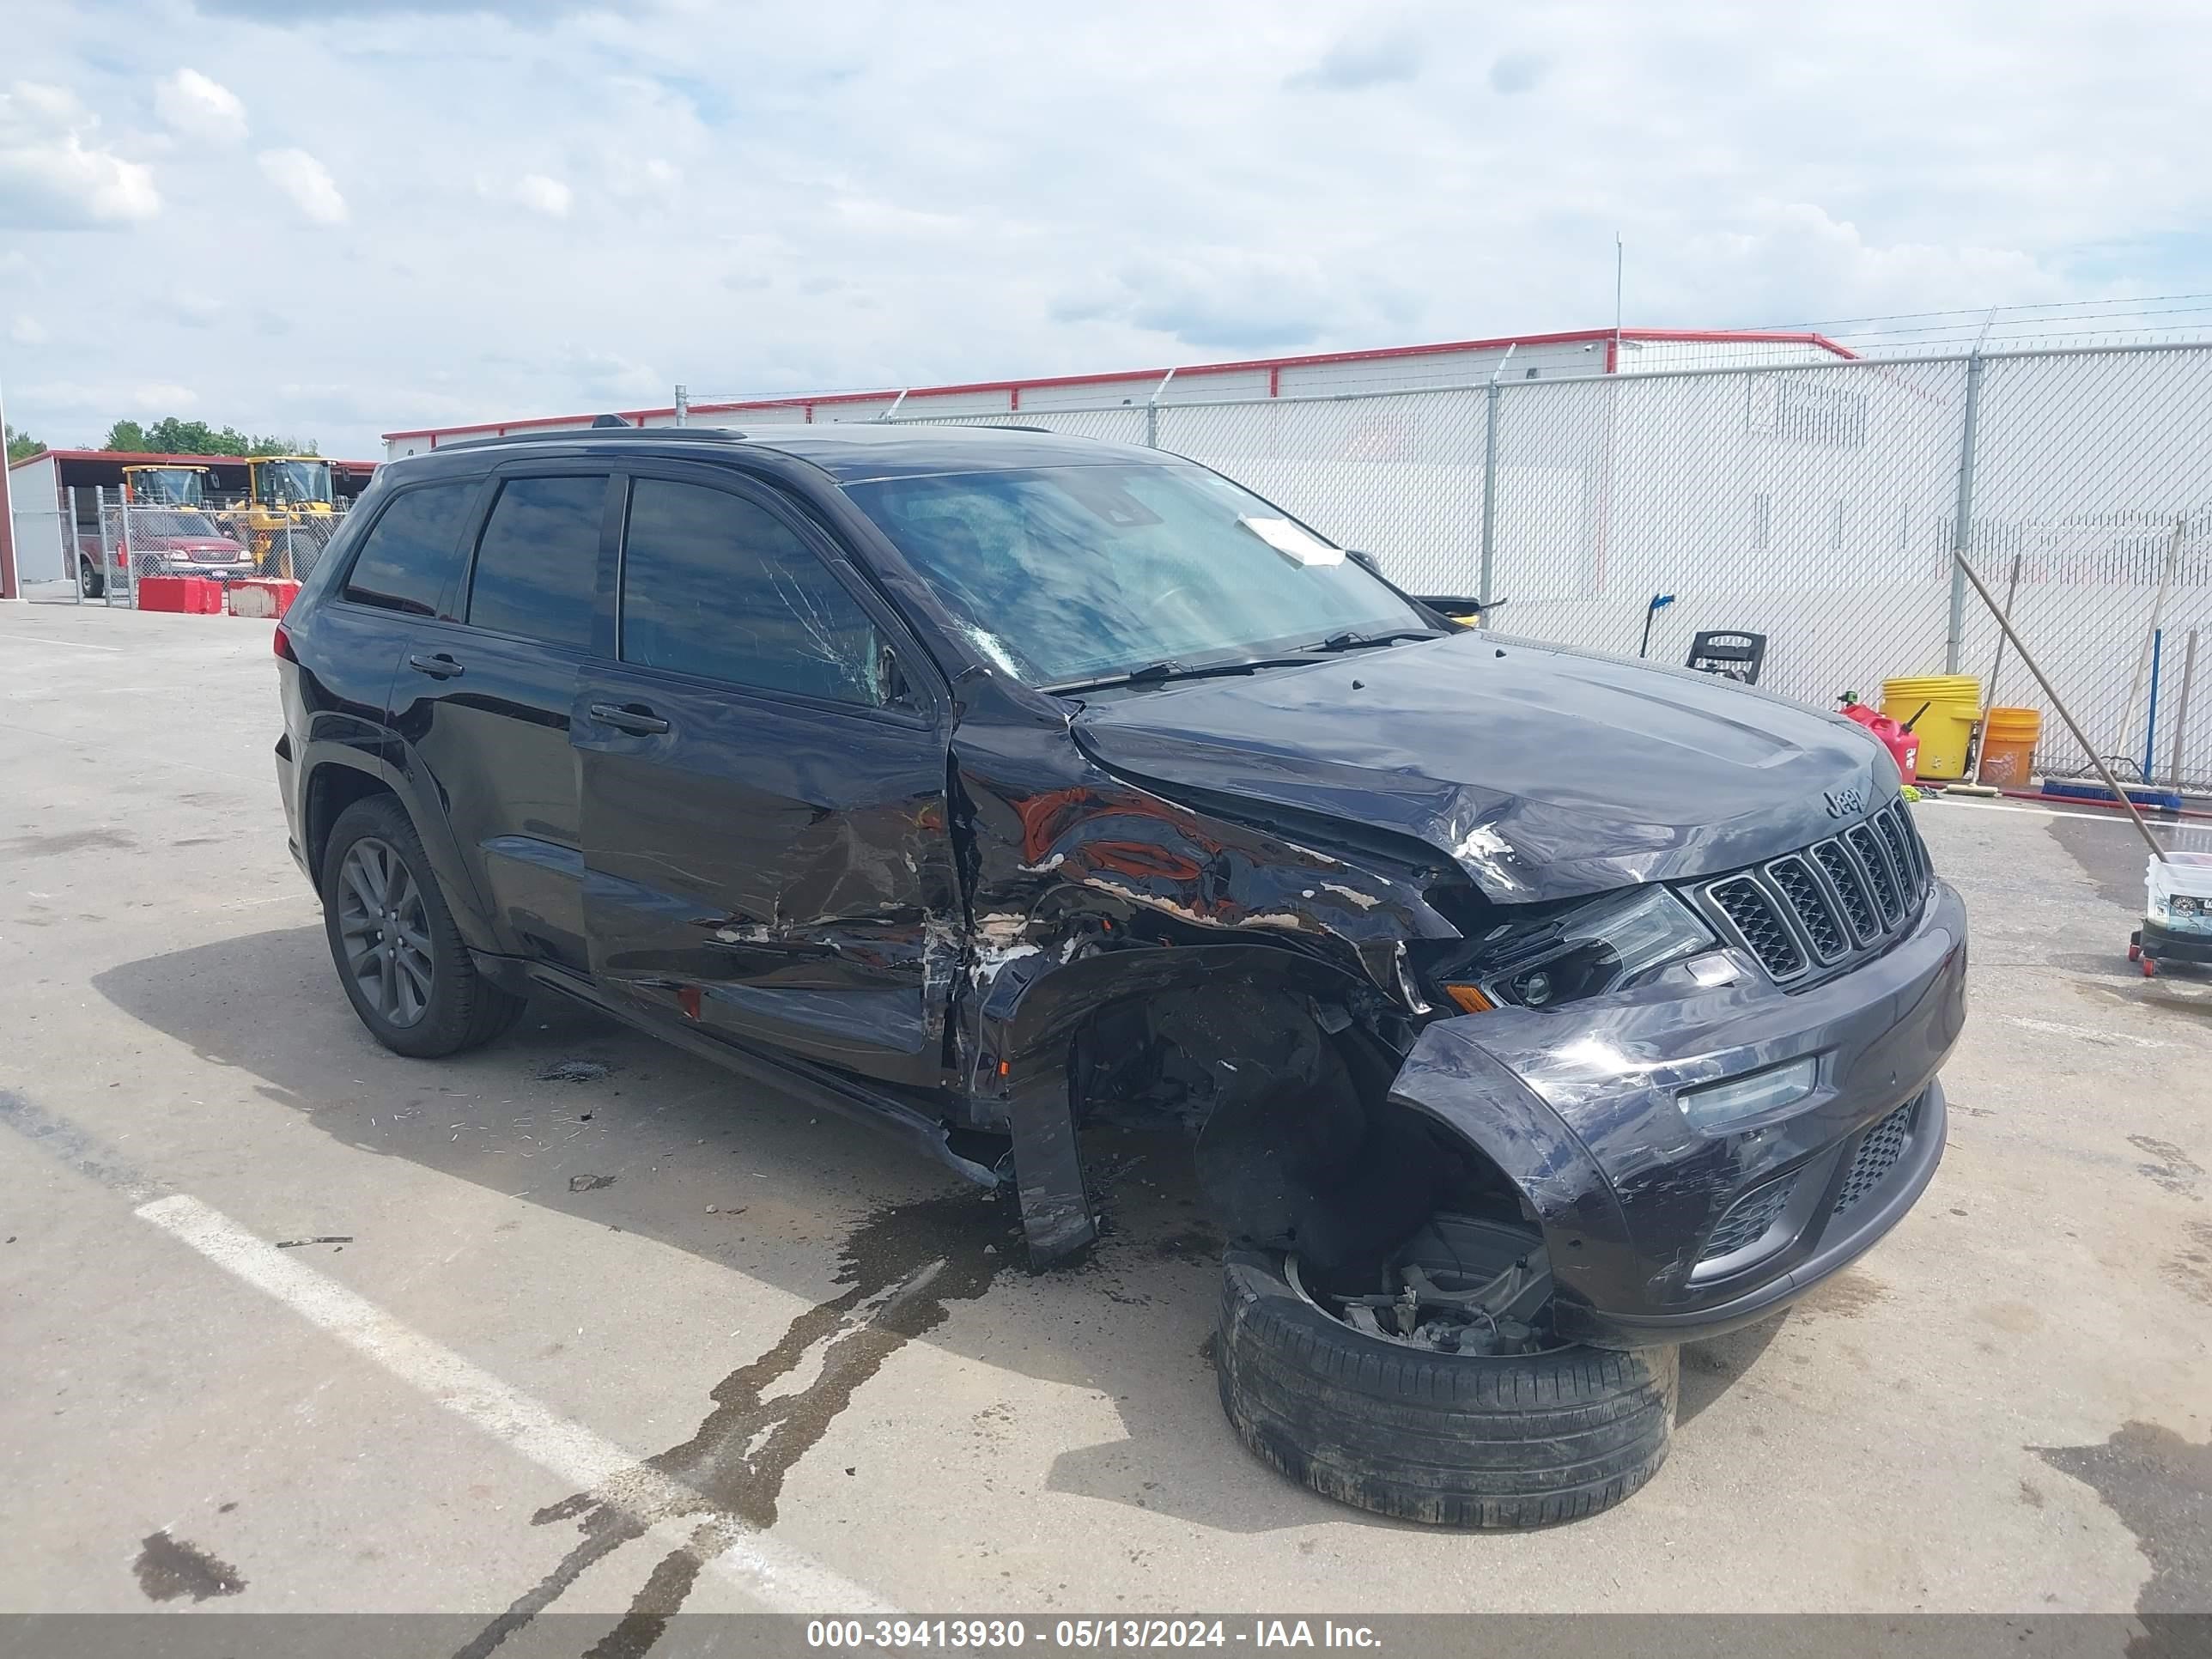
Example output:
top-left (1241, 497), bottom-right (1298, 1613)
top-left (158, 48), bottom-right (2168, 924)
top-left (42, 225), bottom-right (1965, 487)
top-left (1070, 631), bottom-right (1892, 903)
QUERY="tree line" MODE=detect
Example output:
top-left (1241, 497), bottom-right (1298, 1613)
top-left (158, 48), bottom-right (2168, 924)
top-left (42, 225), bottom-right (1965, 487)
top-left (4, 416), bottom-right (322, 464)
top-left (104, 418), bottom-right (320, 457)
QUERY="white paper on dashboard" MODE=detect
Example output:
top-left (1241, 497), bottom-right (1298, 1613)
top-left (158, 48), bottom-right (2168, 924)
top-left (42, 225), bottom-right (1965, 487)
top-left (1238, 515), bottom-right (1346, 567)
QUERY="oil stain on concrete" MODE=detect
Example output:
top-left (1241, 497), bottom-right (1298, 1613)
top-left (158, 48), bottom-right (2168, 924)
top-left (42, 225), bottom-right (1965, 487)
top-left (133, 1530), bottom-right (244, 1601)
top-left (459, 1188), bottom-right (1013, 1658)
top-left (1796, 1268), bottom-right (1887, 1320)
top-left (2162, 1219), bottom-right (2212, 1310)
top-left (2128, 1135), bottom-right (2203, 1199)
top-left (2036, 1422), bottom-right (2212, 1620)
top-left (0, 827), bottom-right (137, 860)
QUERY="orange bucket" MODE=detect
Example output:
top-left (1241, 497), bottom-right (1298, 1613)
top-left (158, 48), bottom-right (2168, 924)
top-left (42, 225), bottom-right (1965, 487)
top-left (1977, 707), bottom-right (2042, 787)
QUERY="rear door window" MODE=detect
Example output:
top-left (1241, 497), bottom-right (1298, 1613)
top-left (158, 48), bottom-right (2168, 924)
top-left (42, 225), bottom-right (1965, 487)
top-left (466, 475), bottom-right (608, 649)
top-left (341, 484), bottom-right (479, 617)
top-left (619, 477), bottom-right (883, 706)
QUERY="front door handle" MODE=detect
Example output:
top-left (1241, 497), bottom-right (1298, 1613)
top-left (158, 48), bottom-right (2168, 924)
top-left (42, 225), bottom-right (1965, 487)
top-left (590, 702), bottom-right (671, 735)
top-left (407, 653), bottom-right (465, 679)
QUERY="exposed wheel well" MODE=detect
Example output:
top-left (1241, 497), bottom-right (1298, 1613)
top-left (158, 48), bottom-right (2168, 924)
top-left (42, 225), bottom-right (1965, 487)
top-left (306, 764), bottom-right (398, 884)
top-left (1068, 980), bottom-right (1523, 1272)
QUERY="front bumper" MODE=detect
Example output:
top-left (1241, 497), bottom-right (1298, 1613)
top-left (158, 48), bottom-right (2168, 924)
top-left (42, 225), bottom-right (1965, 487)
top-left (1389, 878), bottom-right (1967, 1347)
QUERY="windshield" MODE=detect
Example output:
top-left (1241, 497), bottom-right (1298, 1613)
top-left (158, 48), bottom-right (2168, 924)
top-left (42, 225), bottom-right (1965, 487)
top-left (256, 459), bottom-right (331, 506)
top-left (131, 511), bottom-right (227, 540)
top-left (845, 463), bottom-right (1430, 687)
top-left (126, 468), bottom-right (204, 507)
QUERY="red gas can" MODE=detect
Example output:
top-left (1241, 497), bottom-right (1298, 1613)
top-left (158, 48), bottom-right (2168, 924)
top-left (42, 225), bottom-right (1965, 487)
top-left (1839, 699), bottom-right (1920, 785)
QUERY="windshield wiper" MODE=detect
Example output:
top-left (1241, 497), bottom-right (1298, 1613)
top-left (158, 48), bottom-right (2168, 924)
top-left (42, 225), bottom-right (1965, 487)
top-left (1044, 656), bottom-right (1319, 696)
top-left (1311, 628), bottom-right (1443, 653)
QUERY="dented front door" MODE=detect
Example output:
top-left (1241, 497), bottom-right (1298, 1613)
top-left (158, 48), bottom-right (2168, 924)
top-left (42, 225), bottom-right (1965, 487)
top-left (572, 466), bottom-right (961, 1090)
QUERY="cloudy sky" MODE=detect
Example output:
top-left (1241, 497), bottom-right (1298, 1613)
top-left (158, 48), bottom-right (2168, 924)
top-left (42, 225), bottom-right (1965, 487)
top-left (2, 0), bottom-right (2205, 459)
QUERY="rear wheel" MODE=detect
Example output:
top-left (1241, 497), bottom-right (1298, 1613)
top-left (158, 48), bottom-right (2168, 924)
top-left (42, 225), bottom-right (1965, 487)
top-left (320, 795), bottom-right (526, 1057)
top-left (78, 559), bottom-right (103, 599)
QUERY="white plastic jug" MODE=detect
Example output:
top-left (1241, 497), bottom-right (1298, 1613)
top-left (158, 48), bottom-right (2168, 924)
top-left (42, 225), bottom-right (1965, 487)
top-left (2147, 852), bottom-right (2212, 935)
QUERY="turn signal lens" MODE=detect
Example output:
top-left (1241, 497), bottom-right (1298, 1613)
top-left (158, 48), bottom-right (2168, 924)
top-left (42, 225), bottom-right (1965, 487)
top-left (1678, 1056), bottom-right (1820, 1131)
top-left (272, 623), bottom-right (296, 662)
top-left (1443, 983), bottom-right (1495, 1014)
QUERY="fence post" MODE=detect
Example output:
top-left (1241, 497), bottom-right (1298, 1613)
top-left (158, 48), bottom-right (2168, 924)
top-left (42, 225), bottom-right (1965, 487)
top-left (66, 487), bottom-right (83, 603)
top-left (1944, 350), bottom-right (1986, 673)
top-left (1480, 380), bottom-right (1502, 606)
top-left (1478, 343), bottom-right (1516, 608)
top-left (1144, 367), bottom-right (1176, 448)
top-left (96, 488), bottom-right (114, 605)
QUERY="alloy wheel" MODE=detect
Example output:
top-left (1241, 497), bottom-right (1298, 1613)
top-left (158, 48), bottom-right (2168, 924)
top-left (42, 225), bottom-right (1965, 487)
top-left (336, 836), bottom-right (434, 1027)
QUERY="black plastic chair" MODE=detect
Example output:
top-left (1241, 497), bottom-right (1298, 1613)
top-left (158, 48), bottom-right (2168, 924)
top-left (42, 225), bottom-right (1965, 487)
top-left (1686, 630), bottom-right (1767, 684)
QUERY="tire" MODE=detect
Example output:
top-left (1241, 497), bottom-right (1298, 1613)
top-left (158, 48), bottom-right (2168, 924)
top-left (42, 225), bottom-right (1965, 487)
top-left (79, 559), bottom-right (103, 599)
top-left (320, 794), bottom-right (526, 1058)
top-left (1216, 1244), bottom-right (1675, 1528)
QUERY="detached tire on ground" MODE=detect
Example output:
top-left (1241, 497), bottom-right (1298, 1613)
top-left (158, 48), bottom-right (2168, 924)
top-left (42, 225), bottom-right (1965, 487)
top-left (1216, 1245), bottom-right (1676, 1528)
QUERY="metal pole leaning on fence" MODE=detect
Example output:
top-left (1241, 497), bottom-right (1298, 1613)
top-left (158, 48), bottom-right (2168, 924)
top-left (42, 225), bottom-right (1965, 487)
top-left (1952, 546), bottom-right (2168, 864)
top-left (1970, 552), bottom-right (2023, 785)
top-left (2114, 517), bottom-right (2185, 769)
top-left (1479, 345), bottom-right (1515, 608)
top-left (2167, 630), bottom-right (2199, 791)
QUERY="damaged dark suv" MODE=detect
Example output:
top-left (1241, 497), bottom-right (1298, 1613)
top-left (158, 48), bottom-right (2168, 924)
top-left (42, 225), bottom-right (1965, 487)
top-left (275, 425), bottom-right (1965, 1528)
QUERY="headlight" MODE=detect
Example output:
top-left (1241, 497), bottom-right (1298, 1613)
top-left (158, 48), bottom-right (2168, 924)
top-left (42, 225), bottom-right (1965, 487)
top-left (1443, 885), bottom-right (1716, 1012)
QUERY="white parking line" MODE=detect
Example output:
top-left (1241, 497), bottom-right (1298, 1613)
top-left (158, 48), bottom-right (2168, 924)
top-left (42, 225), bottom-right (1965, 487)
top-left (134, 1192), bottom-right (896, 1615)
top-left (1932, 794), bottom-right (2195, 827)
top-left (0, 631), bottom-right (123, 651)
top-left (2002, 1014), bottom-right (2172, 1048)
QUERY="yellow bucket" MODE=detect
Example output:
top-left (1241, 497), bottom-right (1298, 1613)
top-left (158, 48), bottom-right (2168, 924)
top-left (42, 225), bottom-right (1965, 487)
top-left (1977, 706), bottom-right (2042, 787)
top-left (1881, 675), bottom-right (1981, 781)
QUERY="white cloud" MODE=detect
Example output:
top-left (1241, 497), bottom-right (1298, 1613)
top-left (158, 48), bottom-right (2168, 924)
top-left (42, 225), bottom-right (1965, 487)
top-left (1286, 28), bottom-right (1424, 91)
top-left (514, 173), bottom-right (571, 217)
top-left (133, 380), bottom-right (198, 408)
top-left (15, 378), bottom-right (197, 412)
top-left (610, 156), bottom-right (680, 204)
top-left (1670, 203), bottom-right (2071, 325)
top-left (0, 81), bottom-right (160, 228)
top-left (155, 70), bottom-right (248, 145)
top-left (9, 314), bottom-right (47, 345)
top-left (258, 148), bottom-right (346, 223)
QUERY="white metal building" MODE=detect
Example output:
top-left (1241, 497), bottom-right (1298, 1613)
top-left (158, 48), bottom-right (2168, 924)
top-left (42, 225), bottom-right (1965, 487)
top-left (380, 328), bottom-right (1853, 459)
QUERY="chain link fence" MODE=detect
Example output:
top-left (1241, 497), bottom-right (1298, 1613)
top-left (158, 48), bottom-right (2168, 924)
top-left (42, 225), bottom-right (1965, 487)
top-left (893, 341), bottom-right (2212, 791)
top-left (14, 487), bottom-right (350, 606)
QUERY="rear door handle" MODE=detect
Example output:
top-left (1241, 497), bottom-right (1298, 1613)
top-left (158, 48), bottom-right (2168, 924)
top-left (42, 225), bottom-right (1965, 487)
top-left (407, 653), bottom-right (465, 679)
top-left (590, 702), bottom-right (670, 735)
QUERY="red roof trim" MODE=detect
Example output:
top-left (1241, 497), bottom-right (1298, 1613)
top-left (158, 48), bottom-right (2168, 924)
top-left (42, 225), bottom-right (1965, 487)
top-left (9, 447), bottom-right (378, 473)
top-left (379, 328), bottom-right (1857, 441)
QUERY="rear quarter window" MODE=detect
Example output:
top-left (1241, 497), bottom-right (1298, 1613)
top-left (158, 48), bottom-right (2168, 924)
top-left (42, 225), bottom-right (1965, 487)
top-left (341, 483), bottom-right (480, 617)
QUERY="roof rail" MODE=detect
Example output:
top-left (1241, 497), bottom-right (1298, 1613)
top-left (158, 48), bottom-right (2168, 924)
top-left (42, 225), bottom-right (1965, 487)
top-left (432, 426), bottom-right (748, 453)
